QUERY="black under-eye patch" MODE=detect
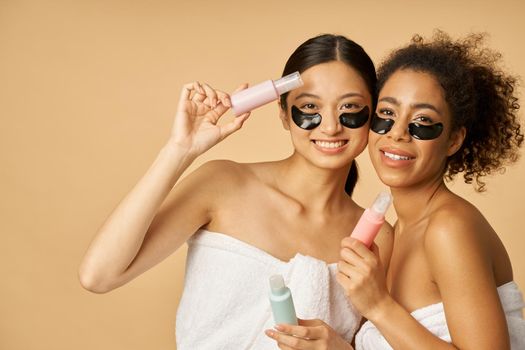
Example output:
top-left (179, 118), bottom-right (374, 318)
top-left (370, 114), bottom-right (395, 134)
top-left (370, 113), bottom-right (444, 140)
top-left (408, 122), bottom-right (443, 140)
top-left (291, 106), bottom-right (322, 130)
top-left (291, 105), bottom-right (370, 130)
top-left (339, 106), bottom-right (370, 129)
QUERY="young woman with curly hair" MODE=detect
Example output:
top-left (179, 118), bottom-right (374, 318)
top-left (335, 31), bottom-right (525, 349)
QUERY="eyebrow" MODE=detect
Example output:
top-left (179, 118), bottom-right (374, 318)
top-left (379, 96), bottom-right (442, 115)
top-left (295, 92), bottom-right (365, 101)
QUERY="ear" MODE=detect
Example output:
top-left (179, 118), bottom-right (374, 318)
top-left (279, 101), bottom-right (290, 131)
top-left (447, 126), bottom-right (466, 156)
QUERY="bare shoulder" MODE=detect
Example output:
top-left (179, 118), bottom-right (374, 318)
top-left (179, 159), bottom-right (273, 203)
top-left (183, 159), bottom-right (251, 190)
top-left (424, 196), bottom-right (487, 250)
top-left (422, 195), bottom-right (494, 279)
top-left (420, 195), bottom-right (511, 348)
top-left (161, 160), bottom-right (251, 215)
top-left (192, 159), bottom-right (246, 179)
top-left (424, 195), bottom-right (488, 243)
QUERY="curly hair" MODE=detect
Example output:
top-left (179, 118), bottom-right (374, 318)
top-left (377, 30), bottom-right (523, 191)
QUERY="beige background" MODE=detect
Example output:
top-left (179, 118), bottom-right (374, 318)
top-left (1, 0), bottom-right (524, 349)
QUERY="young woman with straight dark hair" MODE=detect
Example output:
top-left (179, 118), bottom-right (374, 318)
top-left (79, 34), bottom-right (392, 349)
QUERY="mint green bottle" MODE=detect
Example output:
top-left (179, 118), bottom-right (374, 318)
top-left (268, 274), bottom-right (298, 325)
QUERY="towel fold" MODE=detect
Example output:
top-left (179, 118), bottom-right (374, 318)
top-left (176, 230), bottom-right (360, 350)
top-left (355, 281), bottom-right (525, 349)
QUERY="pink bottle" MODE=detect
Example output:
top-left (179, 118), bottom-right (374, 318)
top-left (350, 192), bottom-right (393, 248)
top-left (230, 72), bottom-right (303, 116)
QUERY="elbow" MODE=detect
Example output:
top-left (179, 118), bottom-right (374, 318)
top-left (78, 265), bottom-right (114, 294)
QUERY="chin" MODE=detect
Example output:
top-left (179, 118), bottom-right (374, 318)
top-left (376, 172), bottom-right (412, 189)
top-left (310, 156), bottom-right (353, 171)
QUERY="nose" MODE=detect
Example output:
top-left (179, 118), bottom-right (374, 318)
top-left (319, 110), bottom-right (342, 135)
top-left (387, 116), bottom-right (411, 142)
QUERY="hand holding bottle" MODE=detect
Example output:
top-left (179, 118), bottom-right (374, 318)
top-left (265, 318), bottom-right (354, 350)
top-left (337, 192), bottom-right (393, 318)
top-left (169, 81), bottom-right (251, 158)
top-left (336, 237), bottom-right (391, 320)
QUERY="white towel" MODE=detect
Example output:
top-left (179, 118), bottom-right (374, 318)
top-left (355, 281), bottom-right (525, 349)
top-left (176, 230), bottom-right (360, 350)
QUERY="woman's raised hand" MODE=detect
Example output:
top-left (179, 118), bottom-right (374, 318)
top-left (169, 81), bottom-right (250, 157)
top-left (265, 318), bottom-right (354, 350)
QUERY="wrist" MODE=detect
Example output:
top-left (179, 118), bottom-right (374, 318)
top-left (365, 294), bottom-right (396, 323)
top-left (160, 140), bottom-right (198, 169)
top-left (163, 139), bottom-right (197, 162)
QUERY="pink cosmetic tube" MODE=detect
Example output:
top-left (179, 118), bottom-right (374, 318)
top-left (350, 192), bottom-right (392, 248)
top-left (230, 72), bottom-right (303, 116)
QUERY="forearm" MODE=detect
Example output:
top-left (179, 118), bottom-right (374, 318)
top-left (79, 141), bottom-right (196, 292)
top-left (368, 297), bottom-right (458, 350)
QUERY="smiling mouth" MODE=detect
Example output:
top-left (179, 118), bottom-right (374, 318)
top-left (312, 140), bottom-right (348, 149)
top-left (382, 150), bottom-right (415, 161)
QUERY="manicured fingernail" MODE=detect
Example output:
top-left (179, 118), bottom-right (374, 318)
top-left (274, 324), bottom-right (284, 331)
top-left (265, 329), bottom-right (275, 337)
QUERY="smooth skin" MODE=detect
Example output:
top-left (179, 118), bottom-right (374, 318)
top-left (337, 69), bottom-right (513, 349)
top-left (79, 61), bottom-right (393, 348)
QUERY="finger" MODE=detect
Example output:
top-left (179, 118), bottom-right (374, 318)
top-left (190, 82), bottom-right (207, 101)
top-left (275, 323), bottom-right (315, 340)
top-left (340, 247), bottom-right (368, 270)
top-left (210, 98), bottom-right (231, 117)
top-left (215, 89), bottom-right (232, 108)
top-left (232, 83), bottom-right (249, 94)
top-left (336, 271), bottom-right (350, 287)
top-left (348, 238), bottom-right (376, 260)
top-left (200, 82), bottom-right (218, 107)
top-left (191, 89), bottom-right (207, 103)
top-left (341, 236), bottom-right (354, 248)
top-left (351, 240), bottom-right (381, 272)
top-left (336, 271), bottom-right (354, 295)
top-left (265, 329), bottom-right (312, 349)
top-left (338, 251), bottom-right (372, 283)
top-left (179, 81), bottom-right (201, 101)
top-left (277, 320), bottom-right (329, 340)
top-left (218, 112), bottom-right (250, 139)
top-left (178, 81), bottom-right (204, 113)
top-left (337, 258), bottom-right (361, 279)
top-left (336, 270), bottom-right (362, 295)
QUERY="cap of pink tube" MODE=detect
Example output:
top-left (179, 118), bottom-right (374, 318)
top-left (369, 192), bottom-right (392, 220)
top-left (273, 72), bottom-right (303, 95)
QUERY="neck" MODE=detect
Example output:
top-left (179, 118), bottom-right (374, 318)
top-left (276, 153), bottom-right (353, 213)
top-left (391, 175), bottom-right (449, 230)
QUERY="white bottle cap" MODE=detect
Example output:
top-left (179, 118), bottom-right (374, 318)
top-left (269, 274), bottom-right (286, 294)
top-left (371, 192), bottom-right (393, 217)
top-left (273, 72), bottom-right (303, 95)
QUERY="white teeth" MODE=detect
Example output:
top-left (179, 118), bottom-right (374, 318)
top-left (384, 151), bottom-right (412, 161)
top-left (314, 140), bottom-right (346, 149)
